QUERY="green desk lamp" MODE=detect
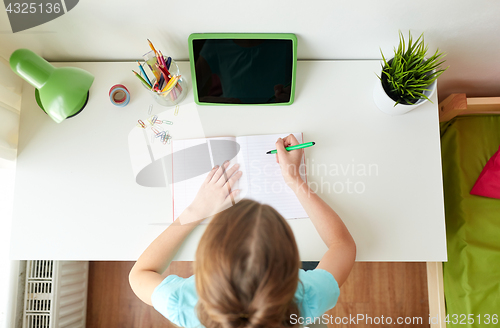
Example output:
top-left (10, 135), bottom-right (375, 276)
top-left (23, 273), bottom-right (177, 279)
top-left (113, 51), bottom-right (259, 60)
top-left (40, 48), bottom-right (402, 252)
top-left (9, 49), bottom-right (94, 123)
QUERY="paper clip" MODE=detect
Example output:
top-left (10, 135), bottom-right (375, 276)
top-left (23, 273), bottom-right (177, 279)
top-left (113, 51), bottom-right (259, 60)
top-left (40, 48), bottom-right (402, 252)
top-left (148, 104), bottom-right (153, 115)
top-left (174, 105), bottom-right (179, 116)
top-left (151, 126), bottom-right (163, 135)
top-left (155, 131), bottom-right (166, 138)
top-left (160, 133), bottom-right (169, 145)
top-left (162, 133), bottom-right (171, 144)
top-left (137, 120), bottom-right (146, 128)
top-left (162, 120), bottom-right (173, 125)
top-left (149, 115), bottom-right (158, 125)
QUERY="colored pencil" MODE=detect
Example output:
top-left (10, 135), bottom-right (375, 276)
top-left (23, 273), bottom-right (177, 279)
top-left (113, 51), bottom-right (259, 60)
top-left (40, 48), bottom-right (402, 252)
top-left (147, 39), bottom-right (158, 56)
top-left (136, 61), bottom-right (152, 87)
top-left (161, 75), bottom-right (179, 93)
top-left (132, 70), bottom-right (151, 89)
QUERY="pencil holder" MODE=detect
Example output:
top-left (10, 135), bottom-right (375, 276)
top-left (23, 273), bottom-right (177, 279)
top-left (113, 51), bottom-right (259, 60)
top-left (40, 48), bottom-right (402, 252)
top-left (140, 58), bottom-right (188, 107)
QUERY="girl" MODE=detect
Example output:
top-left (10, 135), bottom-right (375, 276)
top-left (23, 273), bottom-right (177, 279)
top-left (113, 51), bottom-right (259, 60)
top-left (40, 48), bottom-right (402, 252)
top-left (129, 135), bottom-right (356, 327)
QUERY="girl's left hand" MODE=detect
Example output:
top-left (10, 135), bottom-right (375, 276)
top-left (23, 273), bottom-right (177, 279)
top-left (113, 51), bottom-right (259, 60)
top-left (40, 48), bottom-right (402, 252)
top-left (184, 161), bottom-right (242, 223)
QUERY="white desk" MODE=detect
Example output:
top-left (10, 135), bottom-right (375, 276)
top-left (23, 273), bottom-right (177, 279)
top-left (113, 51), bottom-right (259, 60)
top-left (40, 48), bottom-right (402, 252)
top-left (10, 61), bottom-right (447, 261)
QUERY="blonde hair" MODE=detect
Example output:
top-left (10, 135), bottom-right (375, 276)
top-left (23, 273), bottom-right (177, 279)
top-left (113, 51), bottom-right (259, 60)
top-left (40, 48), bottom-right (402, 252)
top-left (195, 199), bottom-right (301, 328)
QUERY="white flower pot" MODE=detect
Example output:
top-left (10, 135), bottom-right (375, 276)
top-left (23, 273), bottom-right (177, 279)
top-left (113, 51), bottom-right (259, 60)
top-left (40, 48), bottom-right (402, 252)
top-left (373, 67), bottom-right (437, 115)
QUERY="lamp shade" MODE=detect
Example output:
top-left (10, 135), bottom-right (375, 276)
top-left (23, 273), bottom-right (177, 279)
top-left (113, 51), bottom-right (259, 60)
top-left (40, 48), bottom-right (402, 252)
top-left (9, 49), bottom-right (94, 123)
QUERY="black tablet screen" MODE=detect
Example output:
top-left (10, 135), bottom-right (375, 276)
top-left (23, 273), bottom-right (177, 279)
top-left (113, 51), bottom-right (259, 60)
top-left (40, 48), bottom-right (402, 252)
top-left (192, 39), bottom-right (293, 104)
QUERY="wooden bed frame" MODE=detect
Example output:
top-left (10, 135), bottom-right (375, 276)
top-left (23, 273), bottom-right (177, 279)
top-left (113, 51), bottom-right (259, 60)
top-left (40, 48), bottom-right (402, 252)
top-left (427, 94), bottom-right (500, 328)
top-left (439, 93), bottom-right (500, 122)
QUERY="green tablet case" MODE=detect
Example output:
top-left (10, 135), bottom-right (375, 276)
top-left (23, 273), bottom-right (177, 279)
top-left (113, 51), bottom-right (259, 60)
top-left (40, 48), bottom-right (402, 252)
top-left (188, 33), bottom-right (297, 106)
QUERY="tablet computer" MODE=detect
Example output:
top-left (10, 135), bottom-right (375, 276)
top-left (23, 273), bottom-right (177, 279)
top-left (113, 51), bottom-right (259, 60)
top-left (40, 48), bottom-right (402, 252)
top-left (188, 33), bottom-right (297, 106)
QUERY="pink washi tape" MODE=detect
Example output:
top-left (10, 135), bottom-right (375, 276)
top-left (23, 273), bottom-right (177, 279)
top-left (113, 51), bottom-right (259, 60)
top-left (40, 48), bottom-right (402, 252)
top-left (109, 84), bottom-right (130, 107)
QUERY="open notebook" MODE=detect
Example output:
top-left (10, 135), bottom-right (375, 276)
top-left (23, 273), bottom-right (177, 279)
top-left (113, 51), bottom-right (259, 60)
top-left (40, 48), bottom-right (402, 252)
top-left (171, 133), bottom-right (308, 221)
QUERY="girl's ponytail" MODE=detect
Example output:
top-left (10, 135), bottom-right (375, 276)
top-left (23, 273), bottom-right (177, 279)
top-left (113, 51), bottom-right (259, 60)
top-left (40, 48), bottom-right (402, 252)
top-left (195, 199), bottom-right (301, 328)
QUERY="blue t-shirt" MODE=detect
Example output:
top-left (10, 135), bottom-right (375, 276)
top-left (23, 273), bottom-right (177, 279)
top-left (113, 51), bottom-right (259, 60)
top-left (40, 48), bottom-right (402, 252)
top-left (151, 268), bottom-right (339, 327)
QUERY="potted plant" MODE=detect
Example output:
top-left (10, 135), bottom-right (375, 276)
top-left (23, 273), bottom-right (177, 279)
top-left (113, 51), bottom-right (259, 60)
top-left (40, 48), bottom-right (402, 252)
top-left (373, 31), bottom-right (447, 115)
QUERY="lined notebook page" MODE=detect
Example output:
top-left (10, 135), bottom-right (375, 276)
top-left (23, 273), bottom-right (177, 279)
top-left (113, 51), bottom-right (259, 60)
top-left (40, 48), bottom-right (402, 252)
top-left (172, 139), bottom-right (210, 220)
top-left (237, 133), bottom-right (308, 219)
top-left (172, 134), bottom-right (308, 221)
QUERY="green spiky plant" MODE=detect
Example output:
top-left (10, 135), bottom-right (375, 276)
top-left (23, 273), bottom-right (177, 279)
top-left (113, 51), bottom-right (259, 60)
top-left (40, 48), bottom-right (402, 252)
top-left (378, 31), bottom-right (447, 106)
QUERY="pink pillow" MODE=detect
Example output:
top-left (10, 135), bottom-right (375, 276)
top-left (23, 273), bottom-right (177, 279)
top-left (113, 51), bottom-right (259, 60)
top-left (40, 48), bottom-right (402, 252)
top-left (470, 145), bottom-right (500, 199)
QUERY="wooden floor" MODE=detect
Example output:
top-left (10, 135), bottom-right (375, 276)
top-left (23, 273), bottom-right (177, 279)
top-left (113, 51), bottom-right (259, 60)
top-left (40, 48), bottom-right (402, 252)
top-left (86, 262), bottom-right (429, 328)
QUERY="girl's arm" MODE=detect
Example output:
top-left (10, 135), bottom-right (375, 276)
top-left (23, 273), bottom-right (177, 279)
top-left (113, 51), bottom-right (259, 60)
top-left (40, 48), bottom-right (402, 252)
top-left (275, 136), bottom-right (356, 287)
top-left (129, 162), bottom-right (242, 305)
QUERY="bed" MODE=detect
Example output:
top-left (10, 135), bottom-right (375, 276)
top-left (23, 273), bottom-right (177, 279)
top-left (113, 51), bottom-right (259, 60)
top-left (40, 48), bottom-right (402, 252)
top-left (427, 94), bottom-right (500, 328)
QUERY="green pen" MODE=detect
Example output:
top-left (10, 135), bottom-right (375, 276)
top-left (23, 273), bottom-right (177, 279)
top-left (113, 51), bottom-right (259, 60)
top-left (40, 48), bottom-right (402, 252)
top-left (266, 142), bottom-right (316, 154)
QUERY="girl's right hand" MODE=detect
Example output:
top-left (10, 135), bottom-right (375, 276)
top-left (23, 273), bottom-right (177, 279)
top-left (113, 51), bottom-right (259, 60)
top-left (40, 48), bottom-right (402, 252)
top-left (275, 134), bottom-right (305, 186)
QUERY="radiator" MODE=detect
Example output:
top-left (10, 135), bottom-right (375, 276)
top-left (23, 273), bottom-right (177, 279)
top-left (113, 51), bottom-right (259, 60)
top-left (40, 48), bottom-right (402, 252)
top-left (23, 261), bottom-right (89, 328)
